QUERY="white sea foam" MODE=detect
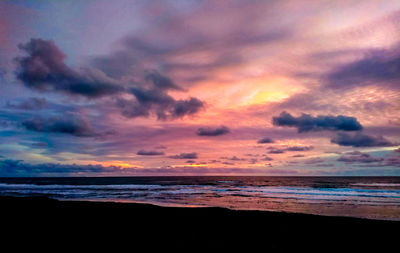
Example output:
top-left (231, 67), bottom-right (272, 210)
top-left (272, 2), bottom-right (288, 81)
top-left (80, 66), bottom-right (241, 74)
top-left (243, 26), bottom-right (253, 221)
top-left (1, 183), bottom-right (400, 206)
top-left (351, 183), bottom-right (400, 187)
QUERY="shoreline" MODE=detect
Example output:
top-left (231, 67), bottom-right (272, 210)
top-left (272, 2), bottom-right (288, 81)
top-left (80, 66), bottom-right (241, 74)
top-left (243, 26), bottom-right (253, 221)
top-left (62, 197), bottom-right (400, 221)
top-left (2, 196), bottom-right (399, 251)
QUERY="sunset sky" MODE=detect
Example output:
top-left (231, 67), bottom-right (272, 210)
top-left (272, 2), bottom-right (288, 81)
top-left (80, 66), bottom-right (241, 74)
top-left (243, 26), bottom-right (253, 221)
top-left (0, 0), bottom-right (399, 176)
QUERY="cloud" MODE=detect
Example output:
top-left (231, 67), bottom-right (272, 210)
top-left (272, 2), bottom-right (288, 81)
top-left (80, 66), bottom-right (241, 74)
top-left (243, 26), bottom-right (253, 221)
top-left (285, 146), bottom-right (314, 151)
top-left (15, 39), bottom-right (204, 121)
top-left (337, 152), bottom-right (384, 163)
top-left (267, 146), bottom-right (313, 154)
top-left (136, 150), bottom-right (164, 156)
top-left (303, 158), bottom-right (325, 164)
top-left (272, 111), bottom-right (363, 132)
top-left (249, 158), bottom-right (258, 164)
top-left (154, 145), bottom-right (167, 149)
top-left (325, 47), bottom-right (400, 90)
top-left (0, 158), bottom-right (282, 176)
top-left (15, 38), bottom-right (123, 98)
top-left (257, 137), bottom-right (274, 144)
top-left (196, 126), bottom-right (230, 136)
top-left (144, 70), bottom-right (183, 91)
top-left (117, 96), bottom-right (203, 120)
top-left (172, 98), bottom-right (204, 118)
top-left (220, 156), bottom-right (246, 161)
top-left (384, 157), bottom-right (400, 167)
top-left (168, 152), bottom-right (198, 159)
top-left (331, 132), bottom-right (395, 147)
top-left (21, 113), bottom-right (103, 137)
top-left (262, 156), bottom-right (273, 161)
top-left (267, 148), bottom-right (285, 154)
top-left (116, 70), bottom-right (203, 120)
top-left (91, 1), bottom-right (291, 84)
top-left (6, 97), bottom-right (46, 110)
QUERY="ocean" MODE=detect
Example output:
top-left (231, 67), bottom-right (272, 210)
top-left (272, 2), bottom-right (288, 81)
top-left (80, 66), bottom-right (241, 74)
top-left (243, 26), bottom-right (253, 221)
top-left (1, 176), bottom-right (400, 220)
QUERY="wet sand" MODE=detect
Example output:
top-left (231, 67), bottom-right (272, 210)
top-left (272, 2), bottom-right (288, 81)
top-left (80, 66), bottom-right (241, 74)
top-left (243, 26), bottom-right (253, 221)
top-left (2, 196), bottom-right (398, 251)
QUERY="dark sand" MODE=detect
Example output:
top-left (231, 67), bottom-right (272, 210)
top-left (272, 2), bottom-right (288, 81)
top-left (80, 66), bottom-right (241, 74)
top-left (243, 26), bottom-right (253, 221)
top-left (1, 196), bottom-right (398, 252)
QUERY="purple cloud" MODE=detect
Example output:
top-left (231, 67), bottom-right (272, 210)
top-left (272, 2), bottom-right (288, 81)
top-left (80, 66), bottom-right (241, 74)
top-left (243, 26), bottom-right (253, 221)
top-left (168, 152), bottom-right (198, 159)
top-left (16, 38), bottom-right (123, 98)
top-left (22, 113), bottom-right (103, 137)
top-left (267, 146), bottom-right (313, 154)
top-left (325, 47), bottom-right (400, 90)
top-left (6, 97), bottom-right (46, 110)
top-left (257, 137), bottom-right (274, 144)
top-left (331, 132), bottom-right (395, 147)
top-left (337, 152), bottom-right (384, 163)
top-left (197, 126), bottom-right (230, 136)
top-left (136, 150), bottom-right (165, 156)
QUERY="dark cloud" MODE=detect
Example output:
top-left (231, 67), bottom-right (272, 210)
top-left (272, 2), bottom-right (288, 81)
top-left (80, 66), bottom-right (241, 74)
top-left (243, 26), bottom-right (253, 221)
top-left (15, 38), bottom-right (123, 98)
top-left (0, 159), bottom-right (124, 176)
top-left (116, 70), bottom-right (203, 120)
top-left (331, 132), bottom-right (395, 147)
top-left (117, 96), bottom-right (203, 120)
top-left (21, 113), bottom-right (102, 137)
top-left (6, 97), bottom-right (46, 110)
top-left (220, 156), bottom-right (246, 161)
top-left (262, 156), bottom-right (273, 161)
top-left (337, 152), bottom-right (384, 163)
top-left (136, 150), bottom-right (164, 156)
top-left (172, 98), bottom-right (204, 118)
top-left (144, 70), bottom-right (183, 91)
top-left (272, 111), bottom-right (363, 132)
top-left (267, 146), bottom-right (313, 154)
top-left (286, 146), bottom-right (314, 151)
top-left (267, 148), bottom-right (285, 154)
top-left (196, 126), bottom-right (230, 136)
top-left (221, 161), bottom-right (235, 165)
top-left (257, 137), bottom-right (274, 144)
top-left (168, 152), bottom-right (198, 159)
top-left (244, 153), bottom-right (260, 157)
top-left (325, 47), bottom-right (400, 90)
top-left (15, 39), bottom-right (204, 121)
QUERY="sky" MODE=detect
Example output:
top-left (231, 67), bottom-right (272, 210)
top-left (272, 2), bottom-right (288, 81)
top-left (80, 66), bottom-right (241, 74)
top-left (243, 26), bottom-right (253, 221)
top-left (0, 0), bottom-right (399, 176)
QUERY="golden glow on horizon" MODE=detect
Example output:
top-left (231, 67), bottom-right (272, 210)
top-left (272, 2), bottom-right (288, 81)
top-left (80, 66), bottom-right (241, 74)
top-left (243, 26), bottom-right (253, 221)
top-left (97, 161), bottom-right (141, 168)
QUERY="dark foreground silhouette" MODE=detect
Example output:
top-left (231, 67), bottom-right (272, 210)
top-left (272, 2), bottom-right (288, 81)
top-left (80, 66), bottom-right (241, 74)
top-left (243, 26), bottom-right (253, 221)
top-left (2, 196), bottom-right (398, 252)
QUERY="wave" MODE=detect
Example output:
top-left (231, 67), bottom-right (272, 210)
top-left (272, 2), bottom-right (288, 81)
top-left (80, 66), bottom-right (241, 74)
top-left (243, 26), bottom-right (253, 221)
top-left (1, 183), bottom-right (400, 202)
top-left (351, 183), bottom-right (400, 187)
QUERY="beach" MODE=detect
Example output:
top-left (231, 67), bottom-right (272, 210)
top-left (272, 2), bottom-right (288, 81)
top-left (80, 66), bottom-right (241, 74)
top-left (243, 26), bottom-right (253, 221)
top-left (2, 196), bottom-right (398, 251)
